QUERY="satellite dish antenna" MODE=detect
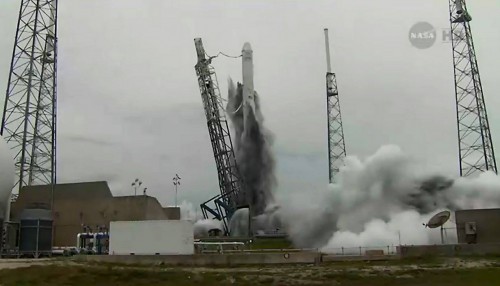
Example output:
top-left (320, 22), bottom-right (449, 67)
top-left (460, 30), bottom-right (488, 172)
top-left (424, 210), bottom-right (451, 244)
top-left (426, 211), bottom-right (451, 229)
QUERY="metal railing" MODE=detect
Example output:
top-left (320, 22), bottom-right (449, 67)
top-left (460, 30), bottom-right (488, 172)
top-left (193, 239), bottom-right (401, 256)
top-left (322, 245), bottom-right (399, 256)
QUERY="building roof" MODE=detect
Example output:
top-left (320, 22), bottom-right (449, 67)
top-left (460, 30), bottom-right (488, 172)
top-left (19, 181), bottom-right (112, 202)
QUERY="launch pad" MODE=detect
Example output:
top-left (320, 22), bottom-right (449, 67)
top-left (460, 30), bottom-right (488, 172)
top-left (0, 0), bottom-right (498, 261)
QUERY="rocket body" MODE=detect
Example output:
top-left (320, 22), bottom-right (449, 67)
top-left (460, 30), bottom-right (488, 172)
top-left (227, 42), bottom-right (277, 223)
top-left (242, 42), bottom-right (256, 123)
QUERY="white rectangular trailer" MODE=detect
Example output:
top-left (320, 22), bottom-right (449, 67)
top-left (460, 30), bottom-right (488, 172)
top-left (109, 220), bottom-right (194, 255)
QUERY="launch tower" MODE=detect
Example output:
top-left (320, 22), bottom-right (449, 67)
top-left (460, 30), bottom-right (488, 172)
top-left (448, 0), bottom-right (497, 176)
top-left (324, 28), bottom-right (347, 183)
top-left (194, 38), bottom-right (244, 231)
top-left (1, 0), bottom-right (58, 194)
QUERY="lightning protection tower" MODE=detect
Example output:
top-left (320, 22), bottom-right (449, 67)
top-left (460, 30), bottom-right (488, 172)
top-left (324, 28), bottom-right (347, 184)
top-left (194, 38), bottom-right (244, 232)
top-left (448, 0), bottom-right (497, 176)
top-left (1, 0), bottom-right (58, 195)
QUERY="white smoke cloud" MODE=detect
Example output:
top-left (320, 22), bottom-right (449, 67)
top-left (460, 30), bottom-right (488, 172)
top-left (179, 200), bottom-right (202, 222)
top-left (450, 172), bottom-right (500, 210)
top-left (193, 219), bottom-right (223, 237)
top-left (229, 208), bottom-right (249, 237)
top-left (180, 200), bottom-right (224, 237)
top-left (322, 210), bottom-right (457, 252)
top-left (278, 145), bottom-right (500, 250)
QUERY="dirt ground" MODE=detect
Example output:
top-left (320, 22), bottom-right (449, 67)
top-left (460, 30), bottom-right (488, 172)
top-left (0, 258), bottom-right (53, 270)
top-left (0, 256), bottom-right (500, 285)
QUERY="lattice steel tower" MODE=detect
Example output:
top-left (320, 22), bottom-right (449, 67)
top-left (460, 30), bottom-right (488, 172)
top-left (194, 38), bottom-right (244, 231)
top-left (324, 28), bottom-right (347, 183)
top-left (1, 0), bottom-right (58, 194)
top-left (448, 0), bottom-right (497, 176)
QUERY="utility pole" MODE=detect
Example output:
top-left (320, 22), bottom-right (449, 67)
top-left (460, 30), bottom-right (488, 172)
top-left (131, 178), bottom-right (142, 196)
top-left (172, 174), bottom-right (181, 207)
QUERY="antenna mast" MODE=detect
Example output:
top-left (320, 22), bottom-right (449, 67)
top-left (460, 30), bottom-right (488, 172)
top-left (448, 0), bottom-right (497, 176)
top-left (1, 0), bottom-right (58, 194)
top-left (324, 28), bottom-right (347, 184)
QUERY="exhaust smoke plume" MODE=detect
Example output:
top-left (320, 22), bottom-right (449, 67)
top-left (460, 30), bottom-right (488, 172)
top-left (226, 79), bottom-right (277, 216)
top-left (277, 145), bottom-right (500, 249)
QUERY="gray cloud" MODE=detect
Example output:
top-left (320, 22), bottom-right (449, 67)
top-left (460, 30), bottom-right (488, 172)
top-left (63, 135), bottom-right (117, 147)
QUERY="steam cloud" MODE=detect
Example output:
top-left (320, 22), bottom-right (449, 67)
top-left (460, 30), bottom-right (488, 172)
top-left (193, 218), bottom-right (223, 237)
top-left (277, 145), bottom-right (500, 250)
top-left (179, 200), bottom-right (202, 222)
top-left (226, 79), bottom-right (277, 216)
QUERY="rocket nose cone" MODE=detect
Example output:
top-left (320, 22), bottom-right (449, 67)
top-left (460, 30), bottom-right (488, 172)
top-left (242, 42), bottom-right (252, 52)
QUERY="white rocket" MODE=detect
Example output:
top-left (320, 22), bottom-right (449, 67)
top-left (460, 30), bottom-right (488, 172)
top-left (242, 42), bottom-right (256, 126)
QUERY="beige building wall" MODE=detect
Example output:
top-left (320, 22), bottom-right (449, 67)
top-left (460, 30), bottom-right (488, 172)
top-left (11, 181), bottom-right (174, 247)
top-left (455, 208), bottom-right (500, 244)
top-left (163, 207), bottom-right (181, 220)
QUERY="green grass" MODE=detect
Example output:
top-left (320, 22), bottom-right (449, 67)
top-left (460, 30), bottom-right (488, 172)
top-left (0, 265), bottom-right (228, 286)
top-left (1, 259), bottom-right (500, 286)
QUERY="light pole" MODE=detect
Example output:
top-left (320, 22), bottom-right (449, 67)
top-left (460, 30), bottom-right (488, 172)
top-left (172, 174), bottom-right (181, 207)
top-left (131, 178), bottom-right (142, 196)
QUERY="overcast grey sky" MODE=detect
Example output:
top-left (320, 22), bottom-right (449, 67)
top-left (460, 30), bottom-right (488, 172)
top-left (0, 0), bottom-right (499, 208)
